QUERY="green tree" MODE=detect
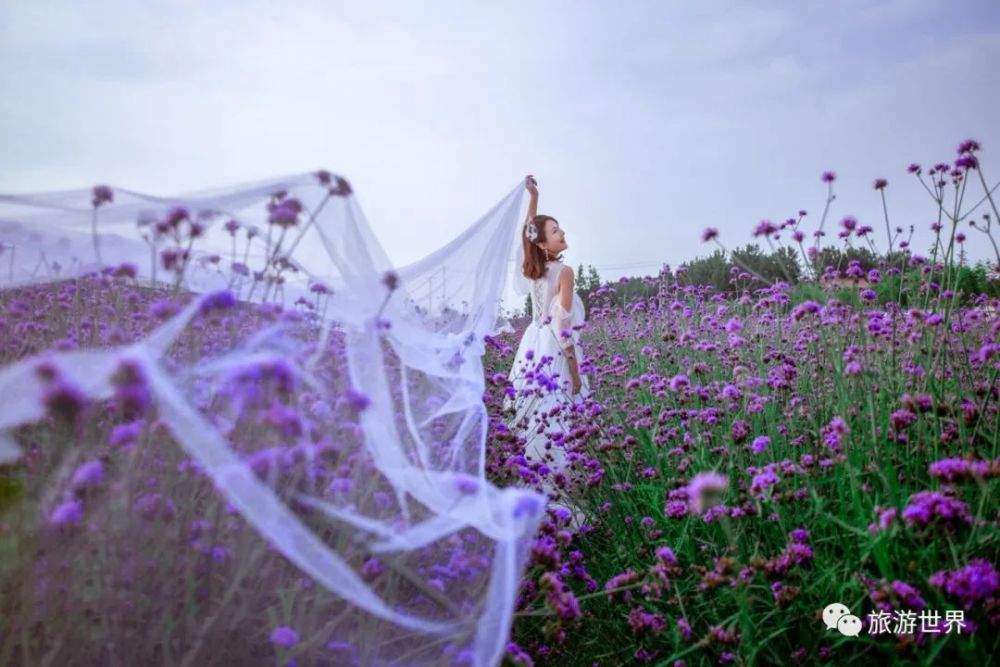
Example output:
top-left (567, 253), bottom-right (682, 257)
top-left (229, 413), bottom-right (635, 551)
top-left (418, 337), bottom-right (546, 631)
top-left (680, 250), bottom-right (730, 293)
top-left (587, 264), bottom-right (601, 297)
top-left (729, 243), bottom-right (804, 285)
top-left (576, 263), bottom-right (603, 303)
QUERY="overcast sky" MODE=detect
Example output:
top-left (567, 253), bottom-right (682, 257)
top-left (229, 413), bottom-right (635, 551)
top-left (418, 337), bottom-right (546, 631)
top-left (2, 0), bottom-right (999, 296)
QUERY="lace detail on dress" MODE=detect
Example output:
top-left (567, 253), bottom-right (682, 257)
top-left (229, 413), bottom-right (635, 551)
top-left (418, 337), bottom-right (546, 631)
top-left (532, 279), bottom-right (545, 325)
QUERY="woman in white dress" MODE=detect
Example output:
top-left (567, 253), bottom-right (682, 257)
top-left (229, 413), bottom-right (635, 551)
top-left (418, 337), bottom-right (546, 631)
top-left (503, 175), bottom-right (591, 508)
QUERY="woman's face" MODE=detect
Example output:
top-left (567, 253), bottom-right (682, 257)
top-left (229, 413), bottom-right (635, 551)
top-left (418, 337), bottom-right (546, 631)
top-left (539, 218), bottom-right (567, 255)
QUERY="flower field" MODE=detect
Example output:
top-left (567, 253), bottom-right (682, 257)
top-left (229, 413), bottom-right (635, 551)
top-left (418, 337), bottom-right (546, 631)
top-left (484, 139), bottom-right (999, 665)
top-left (486, 273), bottom-right (998, 665)
top-left (1, 139), bottom-right (998, 666)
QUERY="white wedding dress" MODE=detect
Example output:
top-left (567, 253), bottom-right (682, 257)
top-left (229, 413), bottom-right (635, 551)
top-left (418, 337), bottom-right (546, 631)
top-left (503, 259), bottom-right (591, 484)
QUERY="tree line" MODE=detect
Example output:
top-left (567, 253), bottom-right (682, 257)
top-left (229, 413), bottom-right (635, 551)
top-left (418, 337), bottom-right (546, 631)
top-left (520, 245), bottom-right (1000, 318)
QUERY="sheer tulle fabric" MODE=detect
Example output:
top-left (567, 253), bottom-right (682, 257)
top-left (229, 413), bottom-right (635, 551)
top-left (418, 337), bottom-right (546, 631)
top-left (0, 172), bottom-right (547, 666)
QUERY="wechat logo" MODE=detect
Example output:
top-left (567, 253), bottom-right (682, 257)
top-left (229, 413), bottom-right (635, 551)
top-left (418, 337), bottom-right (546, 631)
top-left (823, 602), bottom-right (862, 637)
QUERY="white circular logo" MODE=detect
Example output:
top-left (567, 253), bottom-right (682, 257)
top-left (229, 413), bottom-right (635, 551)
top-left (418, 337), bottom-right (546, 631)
top-left (837, 614), bottom-right (862, 637)
top-left (822, 602), bottom-right (850, 630)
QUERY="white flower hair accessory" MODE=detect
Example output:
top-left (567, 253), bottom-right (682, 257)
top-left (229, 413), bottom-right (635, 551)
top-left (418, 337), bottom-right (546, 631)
top-left (524, 219), bottom-right (539, 243)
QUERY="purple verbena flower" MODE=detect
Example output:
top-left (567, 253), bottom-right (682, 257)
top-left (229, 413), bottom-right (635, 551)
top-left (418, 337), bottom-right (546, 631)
top-left (750, 469), bottom-right (780, 497)
top-left (270, 626), bottom-right (300, 647)
top-left (49, 498), bottom-right (83, 527)
top-left (70, 460), bottom-right (105, 489)
top-left (901, 490), bottom-right (972, 530)
top-left (92, 185), bottom-right (114, 207)
top-left (929, 457), bottom-right (993, 482)
top-left (685, 471), bottom-right (728, 515)
top-left (195, 290), bottom-right (235, 316)
top-left (928, 559), bottom-right (999, 610)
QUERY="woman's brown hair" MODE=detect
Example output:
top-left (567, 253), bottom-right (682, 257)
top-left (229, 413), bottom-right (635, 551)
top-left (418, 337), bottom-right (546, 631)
top-left (522, 214), bottom-right (565, 280)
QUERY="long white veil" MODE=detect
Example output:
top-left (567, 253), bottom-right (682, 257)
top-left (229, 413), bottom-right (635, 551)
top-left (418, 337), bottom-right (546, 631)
top-left (0, 171), bottom-right (545, 666)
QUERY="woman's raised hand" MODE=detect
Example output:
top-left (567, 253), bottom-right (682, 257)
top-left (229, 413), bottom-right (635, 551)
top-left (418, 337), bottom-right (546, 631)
top-left (525, 175), bottom-right (538, 196)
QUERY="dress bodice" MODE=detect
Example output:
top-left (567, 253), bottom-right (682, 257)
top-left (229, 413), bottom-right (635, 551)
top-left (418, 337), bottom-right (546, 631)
top-left (530, 260), bottom-right (565, 326)
top-left (527, 261), bottom-right (587, 352)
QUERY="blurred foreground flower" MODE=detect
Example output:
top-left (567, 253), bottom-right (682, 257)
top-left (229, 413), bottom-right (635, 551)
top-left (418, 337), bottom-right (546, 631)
top-left (685, 471), bottom-right (728, 515)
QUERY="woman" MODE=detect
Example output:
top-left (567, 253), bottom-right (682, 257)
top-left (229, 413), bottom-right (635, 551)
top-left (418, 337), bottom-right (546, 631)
top-left (503, 175), bottom-right (591, 513)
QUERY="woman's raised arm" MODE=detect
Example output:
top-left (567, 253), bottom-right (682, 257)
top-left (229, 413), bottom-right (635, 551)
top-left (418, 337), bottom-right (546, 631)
top-left (524, 175), bottom-right (538, 223)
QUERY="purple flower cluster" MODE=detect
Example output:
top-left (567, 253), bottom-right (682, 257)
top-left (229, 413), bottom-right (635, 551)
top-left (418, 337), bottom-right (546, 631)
top-left (928, 457), bottom-right (997, 483)
top-left (865, 575), bottom-right (927, 614)
top-left (70, 460), bottom-right (105, 489)
top-left (48, 498), bottom-right (83, 527)
top-left (270, 626), bottom-right (299, 647)
top-left (267, 197), bottom-right (303, 228)
top-left (198, 289), bottom-right (237, 315)
top-left (750, 435), bottom-right (770, 454)
top-left (868, 505), bottom-right (898, 534)
top-left (541, 572), bottom-right (582, 621)
top-left (684, 471), bottom-right (727, 515)
top-left (820, 415), bottom-right (849, 453)
top-left (92, 184), bottom-right (114, 207)
top-left (627, 606), bottom-right (666, 637)
top-left (749, 465), bottom-right (780, 499)
top-left (928, 559), bottom-right (999, 611)
top-left (763, 529), bottom-right (814, 578)
top-left (901, 490), bottom-right (972, 531)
